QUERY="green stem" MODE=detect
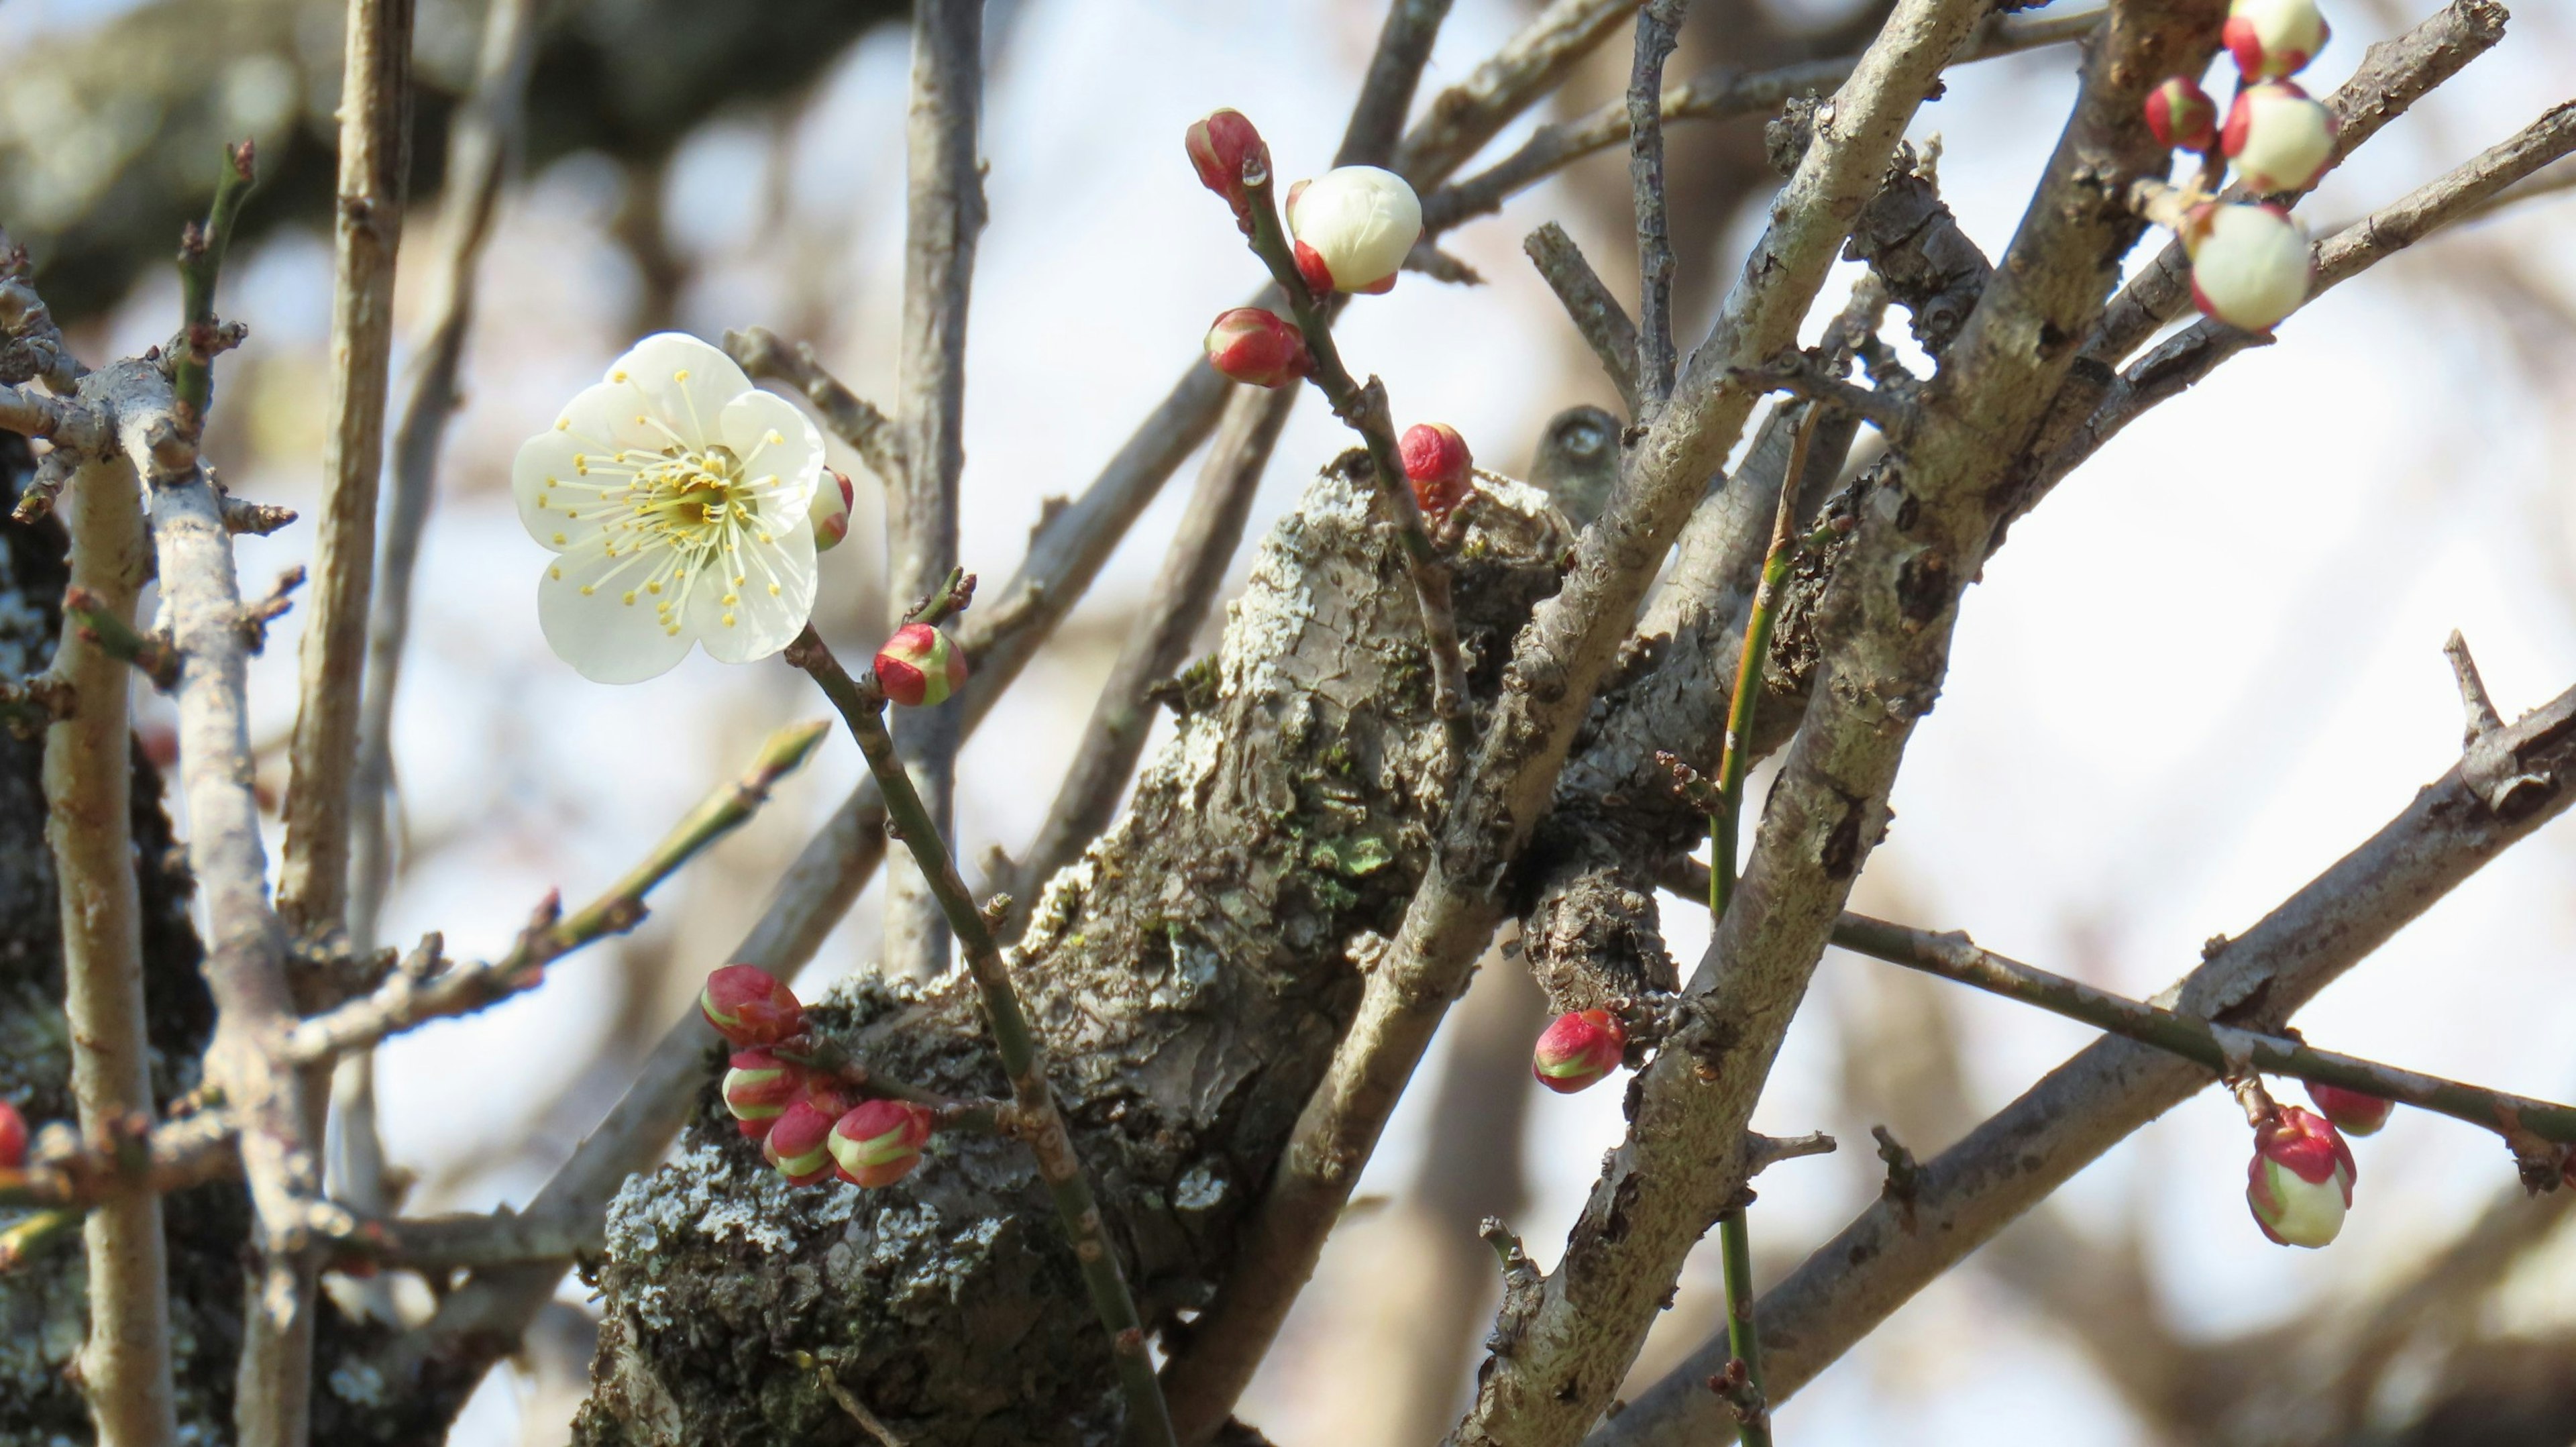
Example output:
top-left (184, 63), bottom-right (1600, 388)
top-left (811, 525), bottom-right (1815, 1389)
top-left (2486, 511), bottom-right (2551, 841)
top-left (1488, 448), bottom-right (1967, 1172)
top-left (60, 586), bottom-right (178, 690)
top-left (1236, 162), bottom-right (1468, 733)
top-left (788, 625), bottom-right (1179, 1447)
top-left (0, 1207), bottom-right (83, 1270)
top-left (173, 141), bottom-right (256, 432)
top-left (1717, 1207), bottom-right (1770, 1447)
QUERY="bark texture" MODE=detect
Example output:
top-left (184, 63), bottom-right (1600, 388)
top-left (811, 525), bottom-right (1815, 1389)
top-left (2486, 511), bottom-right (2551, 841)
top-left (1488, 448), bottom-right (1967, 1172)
top-left (573, 460), bottom-right (1568, 1446)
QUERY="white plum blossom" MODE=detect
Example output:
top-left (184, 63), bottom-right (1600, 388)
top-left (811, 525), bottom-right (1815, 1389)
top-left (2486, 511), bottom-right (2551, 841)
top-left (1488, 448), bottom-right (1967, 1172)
top-left (1287, 166), bottom-right (1422, 295)
top-left (514, 333), bottom-right (827, 683)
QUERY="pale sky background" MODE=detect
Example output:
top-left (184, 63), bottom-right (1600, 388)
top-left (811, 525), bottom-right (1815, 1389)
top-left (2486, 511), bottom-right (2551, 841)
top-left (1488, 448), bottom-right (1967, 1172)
top-left (11, 0), bottom-right (2576, 1440)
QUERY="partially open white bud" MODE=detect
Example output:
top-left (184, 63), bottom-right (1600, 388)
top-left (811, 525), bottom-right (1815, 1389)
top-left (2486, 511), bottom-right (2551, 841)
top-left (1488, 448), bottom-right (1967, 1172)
top-left (2226, 0), bottom-right (2330, 79)
top-left (2224, 82), bottom-right (2337, 193)
top-left (1286, 166), bottom-right (1422, 295)
top-left (2183, 203), bottom-right (2311, 333)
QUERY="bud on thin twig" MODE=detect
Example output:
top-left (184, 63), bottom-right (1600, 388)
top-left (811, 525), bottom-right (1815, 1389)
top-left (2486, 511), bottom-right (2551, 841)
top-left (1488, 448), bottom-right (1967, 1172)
top-left (810, 469), bottom-right (855, 553)
top-left (2222, 81), bottom-right (2337, 193)
top-left (1400, 423), bottom-right (1474, 520)
top-left (1185, 109), bottom-right (1271, 234)
top-left (2305, 1081), bottom-right (2393, 1136)
top-left (875, 622), bottom-right (969, 708)
top-left (2145, 75), bottom-right (2218, 152)
top-left (1204, 307), bottom-right (1311, 388)
top-left (722, 1049), bottom-right (809, 1140)
top-left (700, 963), bottom-right (804, 1049)
top-left (2225, 0), bottom-right (2329, 80)
top-left (1287, 166), bottom-right (1423, 295)
top-left (2182, 202), bottom-right (2311, 333)
top-left (1532, 1009), bottom-right (1626, 1094)
top-left (830, 1099), bottom-right (934, 1187)
top-left (2247, 1104), bottom-right (2356, 1248)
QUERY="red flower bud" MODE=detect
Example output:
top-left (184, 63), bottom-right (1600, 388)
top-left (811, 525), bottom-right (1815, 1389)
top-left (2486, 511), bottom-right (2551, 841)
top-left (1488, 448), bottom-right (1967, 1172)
top-left (830, 1099), bottom-right (934, 1187)
top-left (1204, 307), bottom-right (1310, 388)
top-left (722, 1049), bottom-right (808, 1140)
top-left (1532, 1009), bottom-right (1626, 1094)
top-left (700, 963), bottom-right (804, 1048)
top-left (2247, 1105), bottom-right (2356, 1248)
top-left (1401, 423), bottom-right (1474, 520)
top-left (875, 622), bottom-right (968, 708)
top-left (2224, 0), bottom-right (2329, 80)
top-left (2144, 75), bottom-right (2218, 152)
top-left (811, 469), bottom-right (855, 553)
top-left (764, 1095), bottom-right (844, 1186)
top-left (2305, 1081), bottom-right (2393, 1136)
top-left (0, 1100), bottom-right (24, 1170)
top-left (1186, 109), bottom-right (1270, 233)
top-left (2222, 81), bottom-right (2337, 193)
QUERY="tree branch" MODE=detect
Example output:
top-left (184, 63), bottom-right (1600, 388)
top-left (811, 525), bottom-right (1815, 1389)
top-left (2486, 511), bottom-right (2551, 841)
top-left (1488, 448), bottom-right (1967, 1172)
top-left (1628, 0), bottom-right (1690, 411)
top-left (725, 325), bottom-right (904, 485)
top-left (1525, 221), bottom-right (1644, 417)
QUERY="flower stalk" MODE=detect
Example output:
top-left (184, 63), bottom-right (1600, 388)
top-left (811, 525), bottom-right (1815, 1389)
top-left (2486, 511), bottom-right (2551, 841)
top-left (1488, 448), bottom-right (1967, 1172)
top-left (786, 602), bottom-right (1177, 1447)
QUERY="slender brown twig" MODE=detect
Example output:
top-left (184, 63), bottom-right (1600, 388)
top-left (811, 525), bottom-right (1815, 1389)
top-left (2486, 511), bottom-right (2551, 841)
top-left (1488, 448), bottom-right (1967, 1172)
top-left (1525, 221), bottom-right (1642, 417)
top-left (1627, 0), bottom-right (1689, 411)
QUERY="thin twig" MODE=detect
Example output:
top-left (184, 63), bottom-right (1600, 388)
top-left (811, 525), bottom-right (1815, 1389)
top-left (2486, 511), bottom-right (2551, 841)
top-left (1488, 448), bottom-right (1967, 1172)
top-left (1627, 0), bottom-right (1689, 411)
top-left (172, 142), bottom-right (255, 432)
top-left (724, 325), bottom-right (904, 484)
top-left (1525, 222), bottom-right (1642, 418)
top-left (1338, 0), bottom-right (1458, 168)
top-left (820, 1364), bottom-right (910, 1447)
top-left (0, 1111), bottom-right (241, 1211)
top-left (787, 614), bottom-right (1177, 1447)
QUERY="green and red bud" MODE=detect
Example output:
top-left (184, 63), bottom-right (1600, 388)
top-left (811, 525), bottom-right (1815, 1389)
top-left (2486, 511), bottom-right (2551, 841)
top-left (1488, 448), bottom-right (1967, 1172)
top-left (2182, 201), bottom-right (2311, 333)
top-left (810, 469), bottom-right (855, 553)
top-left (875, 622), bottom-right (968, 708)
top-left (2305, 1081), bottom-right (2393, 1136)
top-left (0, 1100), bottom-right (23, 1170)
top-left (2224, 0), bottom-right (2329, 80)
top-left (2144, 75), bottom-right (2218, 152)
top-left (1205, 307), bottom-right (1311, 388)
top-left (764, 1094), bottom-right (845, 1187)
top-left (2222, 81), bottom-right (2337, 193)
top-left (700, 963), bottom-right (804, 1049)
top-left (2247, 1104), bottom-right (2357, 1248)
top-left (1186, 109), bottom-right (1271, 234)
top-left (722, 1049), bottom-right (808, 1140)
top-left (1286, 166), bottom-right (1421, 296)
top-left (1532, 1009), bottom-right (1626, 1095)
top-left (829, 1099), bottom-right (934, 1188)
top-left (1401, 423), bottom-right (1474, 520)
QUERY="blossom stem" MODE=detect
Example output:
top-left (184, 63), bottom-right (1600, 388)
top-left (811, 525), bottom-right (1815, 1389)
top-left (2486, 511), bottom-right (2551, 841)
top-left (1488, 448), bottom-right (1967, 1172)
top-left (173, 142), bottom-right (255, 431)
top-left (1717, 1207), bottom-right (1770, 1447)
top-left (1236, 160), bottom-right (1469, 735)
top-left (787, 625), bottom-right (1179, 1447)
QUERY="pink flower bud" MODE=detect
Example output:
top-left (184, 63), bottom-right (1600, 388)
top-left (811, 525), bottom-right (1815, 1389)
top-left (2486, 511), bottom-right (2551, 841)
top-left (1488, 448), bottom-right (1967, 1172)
top-left (2225, 0), bottom-right (2329, 79)
top-left (2144, 75), bottom-right (2218, 152)
top-left (1204, 307), bottom-right (1311, 388)
top-left (830, 1099), bottom-right (934, 1188)
top-left (810, 468), bottom-right (855, 553)
top-left (1401, 423), bottom-right (1474, 520)
top-left (874, 622), bottom-right (969, 708)
top-left (722, 1049), bottom-right (808, 1140)
top-left (700, 963), bottom-right (804, 1048)
top-left (764, 1094), bottom-right (844, 1187)
top-left (2182, 202), bottom-right (2310, 333)
top-left (1532, 1009), bottom-right (1627, 1094)
top-left (2222, 81), bottom-right (2337, 193)
top-left (1186, 109), bottom-right (1271, 231)
top-left (1285, 166), bottom-right (1422, 295)
top-left (2305, 1081), bottom-right (2393, 1136)
top-left (2247, 1105), bottom-right (2356, 1248)
top-left (0, 1100), bottom-right (23, 1170)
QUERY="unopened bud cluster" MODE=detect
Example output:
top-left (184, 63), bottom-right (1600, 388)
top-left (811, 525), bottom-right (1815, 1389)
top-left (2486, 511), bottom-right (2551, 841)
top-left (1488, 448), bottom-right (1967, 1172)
top-left (2141, 0), bottom-right (2336, 332)
top-left (699, 964), bottom-right (936, 1189)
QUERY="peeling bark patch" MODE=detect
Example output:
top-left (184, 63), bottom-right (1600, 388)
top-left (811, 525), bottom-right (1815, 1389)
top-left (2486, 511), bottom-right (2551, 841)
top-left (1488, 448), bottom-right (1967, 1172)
top-left (1894, 551), bottom-right (1952, 626)
top-left (1821, 798), bottom-right (1867, 881)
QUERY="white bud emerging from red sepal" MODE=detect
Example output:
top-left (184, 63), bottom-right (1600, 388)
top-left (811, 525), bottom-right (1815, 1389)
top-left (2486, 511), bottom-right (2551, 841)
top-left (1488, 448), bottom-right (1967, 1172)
top-left (2226, 0), bottom-right (2329, 79)
top-left (2247, 1105), bottom-right (2356, 1248)
top-left (1401, 423), bottom-right (1474, 520)
top-left (1186, 109), bottom-right (1271, 235)
top-left (2223, 82), bottom-right (2337, 193)
top-left (2145, 75), bottom-right (2218, 152)
top-left (810, 469), bottom-right (855, 553)
top-left (0, 1100), bottom-right (24, 1170)
top-left (1287, 166), bottom-right (1422, 296)
top-left (874, 622), bottom-right (968, 708)
top-left (2306, 1081), bottom-right (2394, 1136)
top-left (1205, 307), bottom-right (1311, 388)
top-left (830, 1099), bottom-right (934, 1187)
top-left (1532, 1009), bottom-right (1627, 1095)
top-left (2182, 202), bottom-right (2310, 333)
top-left (722, 1049), bottom-right (808, 1140)
top-left (700, 963), bottom-right (804, 1048)
top-left (764, 1093), bottom-right (845, 1187)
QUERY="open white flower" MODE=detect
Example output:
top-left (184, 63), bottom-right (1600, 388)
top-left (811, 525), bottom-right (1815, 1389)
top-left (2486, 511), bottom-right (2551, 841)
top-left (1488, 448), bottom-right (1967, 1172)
top-left (514, 333), bottom-right (826, 683)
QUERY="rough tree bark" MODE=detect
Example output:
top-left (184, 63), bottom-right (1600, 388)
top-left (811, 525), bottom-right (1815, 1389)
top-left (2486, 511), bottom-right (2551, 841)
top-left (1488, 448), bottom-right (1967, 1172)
top-left (572, 462), bottom-right (1569, 1445)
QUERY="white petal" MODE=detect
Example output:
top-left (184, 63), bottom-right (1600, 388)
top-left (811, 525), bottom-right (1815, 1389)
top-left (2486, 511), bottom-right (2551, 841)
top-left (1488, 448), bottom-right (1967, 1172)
top-left (554, 377), bottom-right (664, 455)
top-left (719, 388), bottom-right (825, 518)
top-left (688, 523), bottom-right (818, 665)
top-left (537, 542), bottom-right (695, 684)
top-left (513, 428), bottom-right (599, 553)
top-left (605, 333), bottom-right (754, 449)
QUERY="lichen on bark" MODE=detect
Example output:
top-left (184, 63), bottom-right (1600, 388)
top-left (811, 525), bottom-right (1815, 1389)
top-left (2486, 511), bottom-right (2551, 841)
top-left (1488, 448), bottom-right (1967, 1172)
top-left (574, 457), bottom-right (1568, 1445)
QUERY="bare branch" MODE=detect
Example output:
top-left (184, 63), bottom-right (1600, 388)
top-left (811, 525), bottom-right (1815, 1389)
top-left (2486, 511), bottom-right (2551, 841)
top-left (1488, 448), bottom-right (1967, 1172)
top-left (724, 325), bottom-right (904, 484)
top-left (1338, 0), bottom-right (1457, 168)
top-left (1627, 0), bottom-right (1689, 410)
top-left (1525, 222), bottom-right (1643, 417)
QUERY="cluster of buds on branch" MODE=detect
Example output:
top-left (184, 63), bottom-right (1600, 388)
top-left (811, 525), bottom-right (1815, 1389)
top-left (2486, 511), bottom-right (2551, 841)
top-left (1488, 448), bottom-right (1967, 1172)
top-left (700, 964), bottom-right (935, 1190)
top-left (2139, 0), bottom-right (2337, 332)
